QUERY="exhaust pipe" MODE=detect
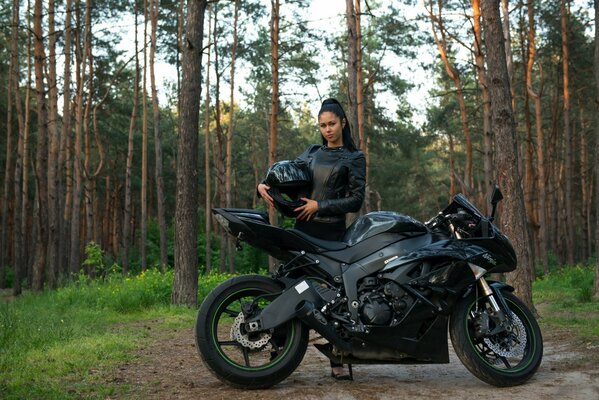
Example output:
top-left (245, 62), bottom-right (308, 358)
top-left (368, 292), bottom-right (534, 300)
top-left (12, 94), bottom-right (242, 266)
top-left (296, 301), bottom-right (352, 352)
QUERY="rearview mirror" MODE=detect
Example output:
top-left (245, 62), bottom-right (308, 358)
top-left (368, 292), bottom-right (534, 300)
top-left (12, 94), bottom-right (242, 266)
top-left (489, 186), bottom-right (503, 221)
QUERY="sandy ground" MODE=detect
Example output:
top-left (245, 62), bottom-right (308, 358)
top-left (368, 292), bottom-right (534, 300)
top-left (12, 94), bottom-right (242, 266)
top-left (112, 319), bottom-right (599, 400)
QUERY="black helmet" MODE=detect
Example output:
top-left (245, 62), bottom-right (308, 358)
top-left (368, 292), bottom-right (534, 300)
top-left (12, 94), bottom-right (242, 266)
top-left (265, 160), bottom-right (312, 218)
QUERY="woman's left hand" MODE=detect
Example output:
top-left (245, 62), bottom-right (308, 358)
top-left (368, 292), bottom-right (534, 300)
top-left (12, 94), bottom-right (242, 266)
top-left (295, 198), bottom-right (319, 221)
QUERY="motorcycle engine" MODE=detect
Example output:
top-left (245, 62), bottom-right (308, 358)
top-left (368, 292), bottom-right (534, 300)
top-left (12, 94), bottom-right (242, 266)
top-left (358, 277), bottom-right (393, 325)
top-left (357, 278), bottom-right (414, 326)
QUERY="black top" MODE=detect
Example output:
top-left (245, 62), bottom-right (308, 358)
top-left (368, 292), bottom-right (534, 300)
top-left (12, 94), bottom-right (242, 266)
top-left (295, 144), bottom-right (366, 224)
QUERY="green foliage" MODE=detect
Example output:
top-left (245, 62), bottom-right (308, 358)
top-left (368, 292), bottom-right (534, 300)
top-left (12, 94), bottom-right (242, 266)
top-left (83, 241), bottom-right (106, 274)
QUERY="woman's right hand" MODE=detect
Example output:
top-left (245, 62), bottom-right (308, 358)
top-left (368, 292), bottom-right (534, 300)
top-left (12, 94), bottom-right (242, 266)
top-left (257, 183), bottom-right (274, 208)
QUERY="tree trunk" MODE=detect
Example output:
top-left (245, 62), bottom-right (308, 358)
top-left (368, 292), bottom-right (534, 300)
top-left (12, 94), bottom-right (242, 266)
top-left (2, 0), bottom-right (20, 289)
top-left (172, 0), bottom-right (207, 307)
top-left (561, 0), bottom-right (575, 265)
top-left (32, 0), bottom-right (49, 291)
top-left (481, 0), bottom-right (535, 312)
top-left (345, 0), bottom-right (359, 146)
top-left (141, 0), bottom-right (149, 271)
top-left (226, 0), bottom-right (240, 273)
top-left (16, 4), bottom-right (33, 293)
top-left (593, 0), bottom-right (599, 299)
top-left (59, 0), bottom-right (73, 279)
top-left (578, 105), bottom-right (590, 260)
top-left (203, 3), bottom-right (212, 274)
top-left (46, 0), bottom-right (60, 288)
top-left (472, 0), bottom-right (494, 207)
top-left (69, 1), bottom-right (88, 275)
top-left (211, 4), bottom-right (227, 273)
top-left (123, 2), bottom-right (140, 275)
top-left (268, 0), bottom-right (280, 272)
top-left (427, 0), bottom-right (473, 193)
top-left (500, 0), bottom-right (515, 109)
top-left (355, 0), bottom-right (369, 213)
top-left (150, 0), bottom-right (168, 270)
top-left (526, 0), bottom-right (548, 273)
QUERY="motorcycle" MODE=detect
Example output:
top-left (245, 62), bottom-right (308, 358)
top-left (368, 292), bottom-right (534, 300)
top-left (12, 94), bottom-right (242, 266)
top-left (195, 187), bottom-right (543, 389)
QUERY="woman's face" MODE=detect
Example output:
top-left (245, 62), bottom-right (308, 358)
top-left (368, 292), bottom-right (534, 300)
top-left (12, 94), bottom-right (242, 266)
top-left (318, 111), bottom-right (345, 148)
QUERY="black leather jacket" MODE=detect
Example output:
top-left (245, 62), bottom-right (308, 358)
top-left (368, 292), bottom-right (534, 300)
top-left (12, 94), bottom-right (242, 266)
top-left (296, 144), bottom-right (366, 224)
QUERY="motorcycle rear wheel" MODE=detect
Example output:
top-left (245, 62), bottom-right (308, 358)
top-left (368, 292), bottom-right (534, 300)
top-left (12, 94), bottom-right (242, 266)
top-left (450, 291), bottom-right (543, 387)
top-left (195, 275), bottom-right (309, 389)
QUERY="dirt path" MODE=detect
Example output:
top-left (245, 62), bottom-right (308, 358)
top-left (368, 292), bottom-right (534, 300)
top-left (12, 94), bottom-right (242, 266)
top-left (114, 320), bottom-right (599, 400)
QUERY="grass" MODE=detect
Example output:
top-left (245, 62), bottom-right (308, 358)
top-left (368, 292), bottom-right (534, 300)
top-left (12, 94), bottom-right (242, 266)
top-left (533, 264), bottom-right (599, 342)
top-left (0, 268), bottom-right (230, 400)
top-left (0, 264), bottom-right (597, 398)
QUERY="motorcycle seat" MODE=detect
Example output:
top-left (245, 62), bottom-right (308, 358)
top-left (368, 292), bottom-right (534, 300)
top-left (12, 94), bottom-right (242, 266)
top-left (288, 229), bottom-right (349, 251)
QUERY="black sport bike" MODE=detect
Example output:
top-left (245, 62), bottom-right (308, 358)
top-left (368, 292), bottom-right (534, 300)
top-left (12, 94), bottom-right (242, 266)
top-left (195, 188), bottom-right (543, 388)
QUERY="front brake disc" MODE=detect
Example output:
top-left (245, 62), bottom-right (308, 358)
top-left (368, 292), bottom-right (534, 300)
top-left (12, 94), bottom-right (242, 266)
top-left (483, 311), bottom-right (527, 358)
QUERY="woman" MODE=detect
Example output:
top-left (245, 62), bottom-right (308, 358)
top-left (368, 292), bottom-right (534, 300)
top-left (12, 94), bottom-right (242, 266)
top-left (257, 98), bottom-right (366, 380)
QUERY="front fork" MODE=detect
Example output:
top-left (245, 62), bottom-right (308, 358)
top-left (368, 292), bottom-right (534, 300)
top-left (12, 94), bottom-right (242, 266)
top-left (469, 264), bottom-right (513, 337)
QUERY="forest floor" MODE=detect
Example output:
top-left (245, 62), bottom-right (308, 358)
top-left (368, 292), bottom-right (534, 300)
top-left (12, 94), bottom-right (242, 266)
top-left (109, 314), bottom-right (599, 400)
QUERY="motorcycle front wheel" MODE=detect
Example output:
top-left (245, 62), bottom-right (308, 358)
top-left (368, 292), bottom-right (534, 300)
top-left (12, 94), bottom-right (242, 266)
top-left (195, 275), bottom-right (309, 389)
top-left (450, 291), bottom-right (543, 387)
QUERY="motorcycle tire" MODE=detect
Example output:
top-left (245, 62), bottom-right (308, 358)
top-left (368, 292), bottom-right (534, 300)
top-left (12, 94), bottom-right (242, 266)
top-left (195, 275), bottom-right (309, 389)
top-left (450, 291), bottom-right (543, 387)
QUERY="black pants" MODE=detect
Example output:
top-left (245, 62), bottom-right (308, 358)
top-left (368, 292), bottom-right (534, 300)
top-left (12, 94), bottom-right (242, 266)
top-left (295, 219), bottom-right (345, 368)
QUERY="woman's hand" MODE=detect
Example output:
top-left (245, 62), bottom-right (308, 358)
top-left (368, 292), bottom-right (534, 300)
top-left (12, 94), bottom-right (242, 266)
top-left (295, 198), bottom-right (319, 221)
top-left (257, 183), bottom-right (274, 208)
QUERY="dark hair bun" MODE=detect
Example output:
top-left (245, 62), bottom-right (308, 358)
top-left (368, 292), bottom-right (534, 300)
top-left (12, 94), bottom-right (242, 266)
top-left (322, 98), bottom-right (341, 106)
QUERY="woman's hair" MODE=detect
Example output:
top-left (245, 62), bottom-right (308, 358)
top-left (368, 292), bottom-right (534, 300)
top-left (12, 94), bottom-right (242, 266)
top-left (318, 98), bottom-right (358, 152)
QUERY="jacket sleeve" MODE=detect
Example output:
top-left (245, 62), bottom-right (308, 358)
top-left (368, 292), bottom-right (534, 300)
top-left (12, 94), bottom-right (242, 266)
top-left (317, 152), bottom-right (366, 215)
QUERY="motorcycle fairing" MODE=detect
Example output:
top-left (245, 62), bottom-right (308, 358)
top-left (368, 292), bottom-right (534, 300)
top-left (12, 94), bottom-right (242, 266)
top-left (381, 236), bottom-right (515, 273)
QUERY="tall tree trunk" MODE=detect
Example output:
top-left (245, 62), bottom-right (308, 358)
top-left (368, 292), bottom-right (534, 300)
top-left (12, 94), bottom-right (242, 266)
top-left (211, 4), bottom-right (227, 273)
top-left (226, 0), bottom-right (240, 273)
top-left (123, 2), bottom-right (140, 275)
top-left (172, 0), bottom-right (207, 307)
top-left (150, 0), bottom-right (168, 270)
top-left (427, 0), bottom-right (473, 193)
top-left (355, 0), bottom-right (369, 213)
top-left (578, 104), bottom-right (593, 260)
top-left (355, 0), bottom-right (365, 151)
top-left (46, 0), bottom-right (60, 288)
top-left (59, 0), bottom-right (73, 279)
top-left (593, 0), bottom-right (599, 299)
top-left (141, 0), bottom-right (149, 271)
top-left (345, 0), bottom-right (359, 145)
top-left (472, 0), bottom-right (494, 207)
top-left (526, 0), bottom-right (548, 273)
top-left (16, 2), bottom-right (33, 293)
top-left (578, 105), bottom-right (590, 260)
top-left (6, 0), bottom-right (21, 291)
top-left (481, 0), bottom-right (535, 312)
top-left (69, 0), bottom-right (88, 275)
top-left (268, 0), bottom-right (280, 272)
top-left (500, 0), bottom-right (515, 109)
top-left (32, 0), bottom-right (49, 291)
top-left (561, 0), bottom-right (575, 264)
top-left (2, 0), bottom-right (19, 288)
top-left (203, 3), bottom-right (212, 274)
